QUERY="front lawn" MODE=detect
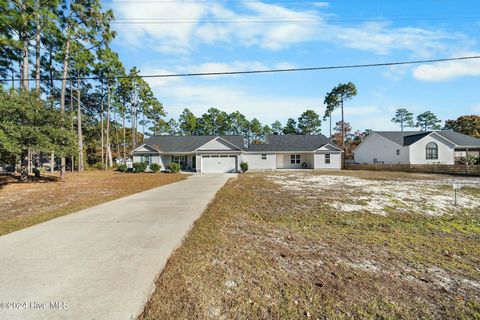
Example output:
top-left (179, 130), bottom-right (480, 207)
top-left (141, 171), bottom-right (480, 320)
top-left (0, 171), bottom-right (186, 236)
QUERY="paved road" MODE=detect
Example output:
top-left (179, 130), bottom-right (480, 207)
top-left (0, 173), bottom-right (234, 320)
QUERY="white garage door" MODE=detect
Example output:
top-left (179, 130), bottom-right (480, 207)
top-left (202, 155), bottom-right (237, 173)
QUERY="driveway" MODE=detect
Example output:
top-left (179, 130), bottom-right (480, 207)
top-left (0, 173), bottom-right (234, 320)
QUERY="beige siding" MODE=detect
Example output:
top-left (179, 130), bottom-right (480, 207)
top-left (354, 133), bottom-right (409, 164)
top-left (314, 152), bottom-right (341, 169)
top-left (242, 153), bottom-right (276, 170)
top-left (408, 134), bottom-right (455, 165)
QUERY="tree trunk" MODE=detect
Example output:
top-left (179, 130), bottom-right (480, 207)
top-left (48, 45), bottom-right (54, 107)
top-left (59, 38), bottom-right (71, 179)
top-left (50, 152), bottom-right (54, 174)
top-left (329, 114), bottom-right (332, 140)
top-left (122, 111), bottom-right (126, 163)
top-left (27, 148), bottom-right (32, 174)
top-left (77, 77), bottom-right (84, 172)
top-left (21, 37), bottom-right (29, 89)
top-left (70, 77), bottom-right (74, 171)
top-left (341, 100), bottom-right (345, 149)
top-left (106, 84), bottom-right (112, 167)
top-left (100, 79), bottom-right (104, 170)
top-left (113, 110), bottom-right (120, 159)
top-left (35, 10), bottom-right (41, 93)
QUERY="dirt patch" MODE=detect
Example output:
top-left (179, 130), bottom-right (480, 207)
top-left (267, 172), bottom-right (480, 216)
top-left (0, 171), bottom-right (186, 236)
top-left (141, 172), bottom-right (480, 320)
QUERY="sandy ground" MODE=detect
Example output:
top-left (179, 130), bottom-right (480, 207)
top-left (267, 173), bottom-right (480, 216)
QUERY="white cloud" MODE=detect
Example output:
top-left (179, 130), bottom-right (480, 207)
top-left (472, 104), bottom-right (480, 113)
top-left (412, 53), bottom-right (480, 81)
top-left (312, 2), bottom-right (330, 8)
top-left (111, 0), bottom-right (468, 57)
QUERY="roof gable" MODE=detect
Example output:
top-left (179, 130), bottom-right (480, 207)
top-left (374, 130), bottom-right (480, 147)
top-left (132, 144), bottom-right (160, 153)
top-left (247, 134), bottom-right (338, 152)
top-left (136, 135), bottom-right (245, 153)
top-left (195, 137), bottom-right (242, 151)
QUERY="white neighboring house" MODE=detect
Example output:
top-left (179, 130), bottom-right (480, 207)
top-left (354, 131), bottom-right (480, 165)
top-left (131, 134), bottom-right (342, 173)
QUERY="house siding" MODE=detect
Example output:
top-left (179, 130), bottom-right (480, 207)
top-left (354, 133), bottom-right (409, 164)
top-left (276, 153), bottom-right (311, 169)
top-left (242, 153), bottom-right (276, 170)
top-left (314, 152), bottom-right (341, 169)
top-left (408, 134), bottom-right (454, 165)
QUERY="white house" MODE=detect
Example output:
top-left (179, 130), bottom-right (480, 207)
top-left (131, 134), bottom-right (342, 173)
top-left (354, 131), bottom-right (480, 165)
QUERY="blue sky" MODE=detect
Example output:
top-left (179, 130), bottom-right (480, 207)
top-left (106, 0), bottom-right (480, 133)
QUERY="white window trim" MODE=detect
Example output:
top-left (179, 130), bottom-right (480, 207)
top-left (290, 154), bottom-right (301, 164)
top-left (325, 153), bottom-right (331, 164)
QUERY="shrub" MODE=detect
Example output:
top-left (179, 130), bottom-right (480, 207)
top-left (150, 163), bottom-right (161, 172)
top-left (240, 161), bottom-right (248, 173)
top-left (94, 162), bottom-right (104, 170)
top-left (118, 164), bottom-right (128, 172)
top-left (167, 162), bottom-right (180, 173)
top-left (133, 162), bottom-right (148, 173)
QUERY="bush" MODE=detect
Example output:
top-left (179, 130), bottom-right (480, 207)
top-left (240, 161), bottom-right (248, 173)
top-left (94, 162), bottom-right (104, 170)
top-left (117, 164), bottom-right (128, 172)
top-left (167, 162), bottom-right (180, 173)
top-left (133, 162), bottom-right (148, 173)
top-left (150, 163), bottom-right (161, 172)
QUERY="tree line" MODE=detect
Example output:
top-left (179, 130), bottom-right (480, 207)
top-left (0, 0), bottom-right (163, 177)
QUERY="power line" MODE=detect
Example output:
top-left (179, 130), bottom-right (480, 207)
top-left (3, 55), bottom-right (479, 82)
top-left (111, 16), bottom-right (479, 24)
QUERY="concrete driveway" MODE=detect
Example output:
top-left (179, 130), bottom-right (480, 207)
top-left (0, 173), bottom-right (234, 320)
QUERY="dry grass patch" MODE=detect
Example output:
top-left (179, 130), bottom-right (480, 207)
top-left (0, 171), bottom-right (186, 236)
top-left (141, 171), bottom-right (480, 320)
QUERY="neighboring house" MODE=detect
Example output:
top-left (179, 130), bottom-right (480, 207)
top-left (354, 131), bottom-right (480, 165)
top-left (131, 134), bottom-right (342, 173)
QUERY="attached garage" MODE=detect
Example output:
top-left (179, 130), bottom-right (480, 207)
top-left (201, 155), bottom-right (237, 173)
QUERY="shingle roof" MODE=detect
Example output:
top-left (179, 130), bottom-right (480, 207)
top-left (141, 135), bottom-right (245, 153)
top-left (246, 134), bottom-right (339, 152)
top-left (375, 131), bottom-right (480, 147)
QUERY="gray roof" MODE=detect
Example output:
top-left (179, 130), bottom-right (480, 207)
top-left (247, 134), bottom-right (339, 152)
top-left (140, 135), bottom-right (245, 153)
top-left (375, 131), bottom-right (480, 147)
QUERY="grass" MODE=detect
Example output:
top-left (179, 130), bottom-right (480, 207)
top-left (140, 171), bottom-right (480, 320)
top-left (0, 171), bottom-right (186, 236)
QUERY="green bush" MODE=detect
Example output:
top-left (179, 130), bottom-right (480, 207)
top-left (94, 162), bottom-right (104, 170)
top-left (133, 162), bottom-right (148, 173)
top-left (150, 163), bottom-right (161, 172)
top-left (167, 162), bottom-right (180, 173)
top-left (240, 161), bottom-right (248, 173)
top-left (118, 164), bottom-right (128, 172)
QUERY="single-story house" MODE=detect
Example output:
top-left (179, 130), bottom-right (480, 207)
top-left (354, 130), bottom-right (480, 165)
top-left (131, 134), bottom-right (342, 173)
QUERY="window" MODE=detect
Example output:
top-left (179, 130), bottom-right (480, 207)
top-left (140, 155), bottom-right (151, 165)
top-left (426, 142), bottom-right (438, 160)
top-left (290, 154), bottom-right (301, 164)
top-left (325, 154), bottom-right (331, 164)
top-left (396, 149), bottom-right (400, 156)
top-left (261, 154), bottom-right (267, 160)
top-left (172, 155), bottom-right (186, 166)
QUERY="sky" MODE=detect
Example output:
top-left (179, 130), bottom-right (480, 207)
top-left (105, 0), bottom-right (480, 133)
